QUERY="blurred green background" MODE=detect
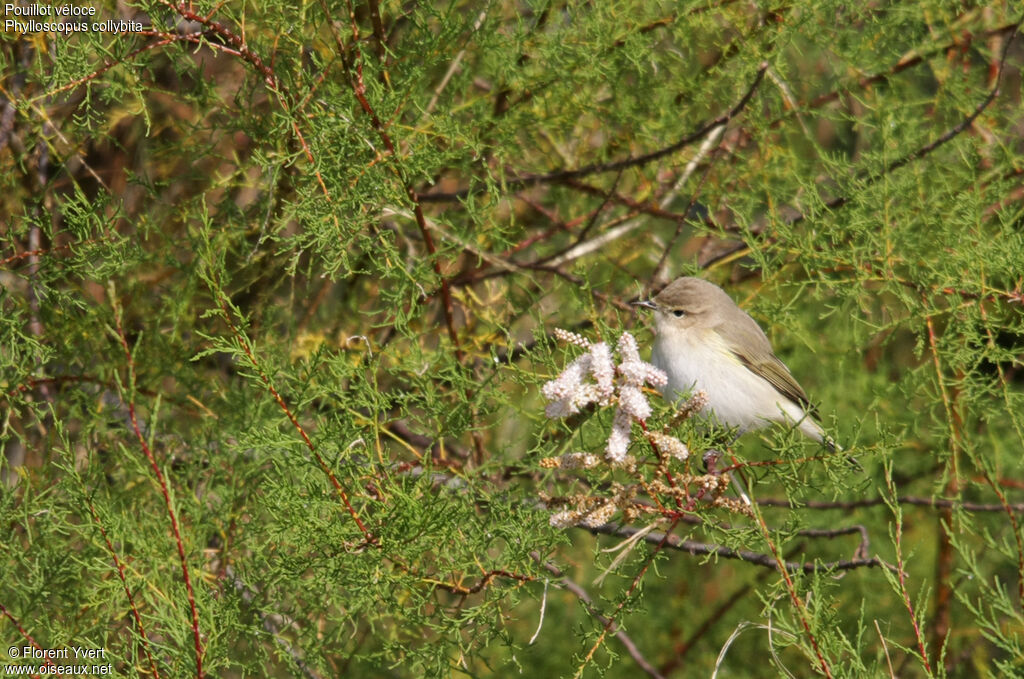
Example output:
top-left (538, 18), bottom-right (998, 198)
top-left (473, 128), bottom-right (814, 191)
top-left (2, 1), bottom-right (1023, 677)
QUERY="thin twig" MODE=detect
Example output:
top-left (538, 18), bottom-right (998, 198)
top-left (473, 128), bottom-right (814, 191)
top-left (226, 566), bottom-right (323, 679)
top-left (213, 288), bottom-right (375, 545)
top-left (537, 557), bottom-right (667, 679)
top-left (342, 0), bottom-right (484, 460)
top-left (0, 604), bottom-right (58, 672)
top-left (978, 295), bottom-right (1024, 604)
top-left (420, 63), bottom-right (769, 203)
top-left (421, 10), bottom-right (488, 119)
top-left (756, 495), bottom-right (1024, 513)
top-left (809, 17), bottom-right (1022, 218)
top-left (886, 472), bottom-right (934, 675)
top-left (111, 291), bottom-right (204, 679)
top-left (84, 495), bottom-right (163, 679)
top-left (747, 497), bottom-right (833, 677)
top-left (701, 19), bottom-right (1023, 272)
top-left (589, 523), bottom-right (892, 574)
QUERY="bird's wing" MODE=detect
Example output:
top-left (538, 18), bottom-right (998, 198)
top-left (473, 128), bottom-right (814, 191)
top-left (720, 312), bottom-right (818, 417)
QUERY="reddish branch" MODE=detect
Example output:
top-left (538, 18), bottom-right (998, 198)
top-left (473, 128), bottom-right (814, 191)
top-left (340, 0), bottom-right (486, 460)
top-left (42, 3), bottom-right (336, 202)
top-left (0, 238), bottom-right (109, 268)
top-left (978, 300), bottom-right (1024, 604)
top-left (84, 497), bottom-right (162, 678)
top-left (750, 508), bottom-right (833, 677)
top-left (155, 2), bottom-right (333, 200)
top-left (923, 301), bottom-right (960, 665)
top-left (158, 2), bottom-right (277, 87)
top-left (0, 603), bottom-right (57, 672)
top-left (41, 34), bottom-right (186, 99)
top-left (341, 2), bottom-right (462, 361)
top-left (112, 303), bottom-right (204, 679)
top-left (976, 473), bottom-right (1024, 601)
top-left (800, 22), bottom-right (1021, 112)
top-left (214, 293), bottom-right (375, 545)
top-left (890, 483), bottom-right (934, 675)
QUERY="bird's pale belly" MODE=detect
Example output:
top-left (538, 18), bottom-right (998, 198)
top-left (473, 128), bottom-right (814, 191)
top-left (651, 331), bottom-right (807, 434)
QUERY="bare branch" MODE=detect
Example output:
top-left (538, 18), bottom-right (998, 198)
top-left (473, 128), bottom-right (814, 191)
top-left (420, 64), bottom-right (769, 203)
top-left (588, 523), bottom-right (895, 574)
top-left (537, 556), bottom-right (667, 679)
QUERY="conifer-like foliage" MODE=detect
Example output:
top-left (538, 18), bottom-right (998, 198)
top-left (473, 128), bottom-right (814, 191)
top-left (3, 1), bottom-right (1024, 677)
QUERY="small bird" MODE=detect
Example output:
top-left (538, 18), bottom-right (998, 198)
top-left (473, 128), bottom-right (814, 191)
top-left (634, 277), bottom-right (835, 448)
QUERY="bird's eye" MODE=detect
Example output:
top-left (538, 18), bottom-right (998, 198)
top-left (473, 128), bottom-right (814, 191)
top-left (672, 309), bottom-right (685, 318)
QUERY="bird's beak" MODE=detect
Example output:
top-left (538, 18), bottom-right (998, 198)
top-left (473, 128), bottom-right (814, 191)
top-left (631, 299), bottom-right (657, 311)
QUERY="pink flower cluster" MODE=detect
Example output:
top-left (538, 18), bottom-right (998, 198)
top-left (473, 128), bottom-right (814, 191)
top-left (542, 329), bottom-right (667, 464)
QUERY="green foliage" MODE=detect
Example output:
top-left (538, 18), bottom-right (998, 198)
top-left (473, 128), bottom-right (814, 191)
top-left (2, 1), bottom-right (1024, 677)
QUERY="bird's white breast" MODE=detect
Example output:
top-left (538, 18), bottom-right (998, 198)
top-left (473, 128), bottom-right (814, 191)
top-left (651, 326), bottom-right (808, 434)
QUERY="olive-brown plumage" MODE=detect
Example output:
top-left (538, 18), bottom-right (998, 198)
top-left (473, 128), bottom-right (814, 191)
top-left (636, 277), bottom-right (829, 445)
